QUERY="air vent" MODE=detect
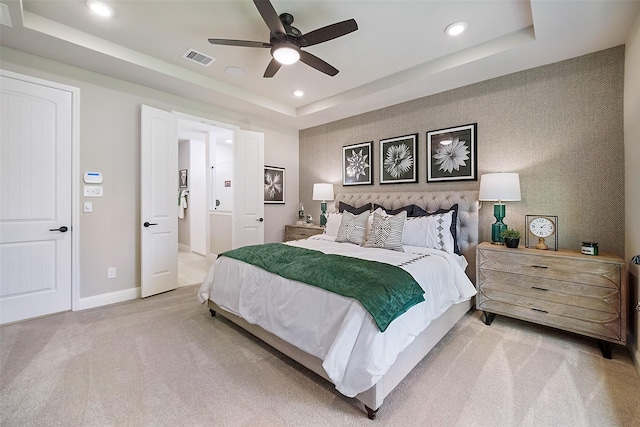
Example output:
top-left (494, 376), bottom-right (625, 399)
top-left (182, 48), bottom-right (215, 67)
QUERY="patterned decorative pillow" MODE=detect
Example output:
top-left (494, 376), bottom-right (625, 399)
top-left (410, 204), bottom-right (460, 255)
top-left (338, 201), bottom-right (371, 215)
top-left (336, 210), bottom-right (369, 245)
top-left (403, 211), bottom-right (455, 253)
top-left (364, 211), bottom-right (407, 251)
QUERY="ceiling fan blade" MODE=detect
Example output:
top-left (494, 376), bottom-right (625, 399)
top-left (299, 51), bottom-right (339, 76)
top-left (263, 58), bottom-right (282, 78)
top-left (300, 19), bottom-right (358, 47)
top-left (253, 0), bottom-right (286, 35)
top-left (208, 39), bottom-right (271, 48)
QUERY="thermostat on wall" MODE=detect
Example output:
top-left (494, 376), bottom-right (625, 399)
top-left (83, 171), bottom-right (103, 184)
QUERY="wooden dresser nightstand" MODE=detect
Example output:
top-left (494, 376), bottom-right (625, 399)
top-left (475, 242), bottom-right (627, 358)
top-left (284, 224), bottom-right (324, 242)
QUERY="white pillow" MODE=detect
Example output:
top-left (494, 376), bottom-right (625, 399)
top-left (336, 210), bottom-right (369, 245)
top-left (402, 211), bottom-right (455, 253)
top-left (324, 212), bottom-right (342, 237)
top-left (364, 211), bottom-right (406, 251)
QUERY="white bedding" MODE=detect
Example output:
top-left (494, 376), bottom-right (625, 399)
top-left (198, 235), bottom-right (476, 397)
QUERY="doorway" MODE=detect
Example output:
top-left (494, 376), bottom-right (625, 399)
top-left (141, 106), bottom-right (264, 297)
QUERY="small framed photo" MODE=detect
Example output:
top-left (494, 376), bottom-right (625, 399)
top-left (264, 166), bottom-right (285, 204)
top-left (179, 169), bottom-right (188, 188)
top-left (427, 123), bottom-right (477, 182)
top-left (380, 134), bottom-right (418, 184)
top-left (342, 141), bottom-right (373, 186)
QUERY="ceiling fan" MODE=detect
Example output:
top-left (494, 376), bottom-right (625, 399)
top-left (208, 0), bottom-right (358, 78)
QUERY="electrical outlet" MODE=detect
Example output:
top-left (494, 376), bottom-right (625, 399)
top-left (107, 267), bottom-right (116, 279)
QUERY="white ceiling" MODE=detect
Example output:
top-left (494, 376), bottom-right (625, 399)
top-left (1, 0), bottom-right (638, 131)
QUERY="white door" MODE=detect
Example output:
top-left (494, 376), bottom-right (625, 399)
top-left (141, 105), bottom-right (178, 298)
top-left (0, 74), bottom-right (73, 323)
top-left (234, 130), bottom-right (264, 248)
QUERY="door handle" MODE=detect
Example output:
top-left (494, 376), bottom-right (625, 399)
top-left (143, 222), bottom-right (158, 227)
top-left (49, 226), bottom-right (69, 232)
top-left (256, 218), bottom-right (264, 222)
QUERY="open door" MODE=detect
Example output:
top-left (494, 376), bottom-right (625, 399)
top-left (141, 105), bottom-right (178, 298)
top-left (234, 130), bottom-right (265, 248)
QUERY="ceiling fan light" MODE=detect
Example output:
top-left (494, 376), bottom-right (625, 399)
top-left (273, 46), bottom-right (300, 65)
top-left (86, 0), bottom-right (114, 17)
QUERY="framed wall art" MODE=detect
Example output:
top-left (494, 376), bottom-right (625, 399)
top-left (427, 123), bottom-right (477, 182)
top-left (264, 166), bottom-right (285, 204)
top-left (342, 141), bottom-right (373, 186)
top-left (379, 133), bottom-right (418, 184)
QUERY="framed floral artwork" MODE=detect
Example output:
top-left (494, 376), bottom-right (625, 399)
top-left (264, 166), bottom-right (285, 204)
top-left (342, 141), bottom-right (373, 186)
top-left (426, 123), bottom-right (477, 182)
top-left (379, 134), bottom-right (418, 184)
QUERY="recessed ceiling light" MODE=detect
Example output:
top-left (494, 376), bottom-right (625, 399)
top-left (225, 66), bottom-right (245, 77)
top-left (445, 21), bottom-right (468, 36)
top-left (86, 0), bottom-right (114, 18)
top-left (293, 90), bottom-right (304, 97)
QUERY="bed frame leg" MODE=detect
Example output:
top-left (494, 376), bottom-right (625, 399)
top-left (209, 309), bottom-right (216, 317)
top-left (365, 405), bottom-right (378, 420)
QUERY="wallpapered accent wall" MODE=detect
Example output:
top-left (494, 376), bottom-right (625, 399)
top-left (299, 46), bottom-right (625, 258)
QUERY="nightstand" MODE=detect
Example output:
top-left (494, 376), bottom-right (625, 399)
top-left (475, 242), bottom-right (627, 358)
top-left (284, 224), bottom-right (324, 241)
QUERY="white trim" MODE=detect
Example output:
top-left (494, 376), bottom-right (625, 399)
top-left (76, 287), bottom-right (140, 311)
top-left (178, 243), bottom-right (190, 252)
top-left (0, 69), bottom-right (81, 315)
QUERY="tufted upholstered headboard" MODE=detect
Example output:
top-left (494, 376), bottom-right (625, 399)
top-left (334, 191), bottom-right (480, 284)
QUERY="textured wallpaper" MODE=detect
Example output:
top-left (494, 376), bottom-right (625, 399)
top-left (300, 46), bottom-right (625, 257)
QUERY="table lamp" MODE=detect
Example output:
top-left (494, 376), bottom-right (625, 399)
top-left (478, 173), bottom-right (521, 244)
top-left (312, 183), bottom-right (334, 227)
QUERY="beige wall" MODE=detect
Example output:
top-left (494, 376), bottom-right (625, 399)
top-left (300, 47), bottom-right (625, 261)
top-left (1, 46), bottom-right (299, 300)
top-left (624, 11), bottom-right (640, 372)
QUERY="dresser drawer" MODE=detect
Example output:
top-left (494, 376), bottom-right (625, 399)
top-left (476, 298), bottom-right (622, 342)
top-left (478, 248), bottom-right (621, 289)
top-left (477, 269), bottom-right (621, 313)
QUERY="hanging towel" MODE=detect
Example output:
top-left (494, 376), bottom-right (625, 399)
top-left (178, 190), bottom-right (188, 219)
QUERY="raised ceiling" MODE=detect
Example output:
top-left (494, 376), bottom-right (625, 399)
top-left (1, 0), bottom-right (638, 130)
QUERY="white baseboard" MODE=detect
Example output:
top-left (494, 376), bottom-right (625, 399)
top-left (178, 244), bottom-right (190, 252)
top-left (76, 287), bottom-right (140, 311)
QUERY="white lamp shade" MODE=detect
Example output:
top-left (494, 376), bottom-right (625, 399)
top-left (478, 173), bottom-right (521, 201)
top-left (312, 183), bottom-right (334, 201)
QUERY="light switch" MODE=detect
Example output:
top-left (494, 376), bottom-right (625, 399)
top-left (84, 202), bottom-right (93, 212)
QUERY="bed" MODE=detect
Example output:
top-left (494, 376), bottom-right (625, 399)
top-left (198, 190), bottom-right (479, 419)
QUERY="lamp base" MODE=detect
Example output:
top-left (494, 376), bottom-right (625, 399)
top-left (319, 201), bottom-right (328, 227)
top-left (491, 203), bottom-right (507, 244)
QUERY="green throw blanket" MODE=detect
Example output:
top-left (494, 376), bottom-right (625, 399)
top-left (219, 243), bottom-right (425, 332)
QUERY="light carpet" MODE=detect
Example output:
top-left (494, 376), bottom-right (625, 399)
top-left (1, 285), bottom-right (639, 426)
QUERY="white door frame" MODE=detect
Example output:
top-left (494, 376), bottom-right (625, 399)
top-left (0, 70), bottom-right (81, 314)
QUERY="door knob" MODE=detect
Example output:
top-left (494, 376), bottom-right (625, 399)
top-left (256, 218), bottom-right (264, 222)
top-left (143, 222), bottom-right (158, 227)
top-left (49, 226), bottom-right (69, 232)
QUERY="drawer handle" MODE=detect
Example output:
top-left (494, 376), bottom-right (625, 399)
top-left (531, 286), bottom-right (548, 291)
top-left (531, 308), bottom-right (548, 313)
top-left (531, 265), bottom-right (548, 269)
